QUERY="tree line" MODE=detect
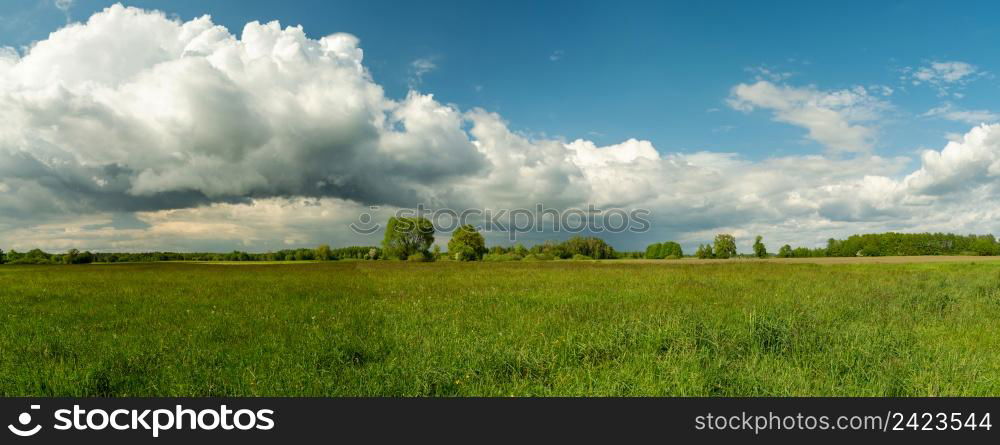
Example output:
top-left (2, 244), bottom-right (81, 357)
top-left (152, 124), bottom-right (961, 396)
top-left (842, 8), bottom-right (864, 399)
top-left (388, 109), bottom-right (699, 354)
top-left (647, 232), bottom-right (1000, 260)
top-left (822, 232), bottom-right (1000, 257)
top-left (0, 246), bottom-right (383, 265)
top-left (381, 217), bottom-right (618, 261)
top-left (3, 220), bottom-right (1000, 265)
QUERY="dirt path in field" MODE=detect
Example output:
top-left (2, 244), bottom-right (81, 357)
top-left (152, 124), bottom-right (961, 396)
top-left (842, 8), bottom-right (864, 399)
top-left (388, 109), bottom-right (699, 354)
top-left (616, 256), bottom-right (1000, 265)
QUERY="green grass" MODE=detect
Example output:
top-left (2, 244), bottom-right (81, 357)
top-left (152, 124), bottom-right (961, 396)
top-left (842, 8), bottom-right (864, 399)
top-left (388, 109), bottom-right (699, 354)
top-left (1, 261), bottom-right (999, 396)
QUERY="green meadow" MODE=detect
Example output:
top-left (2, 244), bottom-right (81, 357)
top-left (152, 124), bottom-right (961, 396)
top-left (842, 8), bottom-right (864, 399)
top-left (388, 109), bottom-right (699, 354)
top-left (1, 260), bottom-right (999, 396)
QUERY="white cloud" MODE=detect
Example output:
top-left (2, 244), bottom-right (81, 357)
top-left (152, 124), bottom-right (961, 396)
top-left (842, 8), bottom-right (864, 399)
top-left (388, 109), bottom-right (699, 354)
top-left (745, 65), bottom-right (792, 82)
top-left (727, 81), bottom-right (888, 153)
top-left (904, 61), bottom-right (986, 97)
top-left (0, 6), bottom-right (485, 210)
top-left (549, 50), bottom-right (564, 62)
top-left (870, 84), bottom-right (894, 96)
top-left (915, 61), bottom-right (977, 83)
top-left (905, 124), bottom-right (1000, 196)
top-left (923, 103), bottom-right (999, 125)
top-left (409, 57), bottom-right (436, 85)
top-left (3, 5), bottom-right (1000, 253)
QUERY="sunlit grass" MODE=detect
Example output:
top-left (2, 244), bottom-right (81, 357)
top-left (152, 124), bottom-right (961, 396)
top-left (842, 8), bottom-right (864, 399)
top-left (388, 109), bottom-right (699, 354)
top-left (1, 261), bottom-right (998, 396)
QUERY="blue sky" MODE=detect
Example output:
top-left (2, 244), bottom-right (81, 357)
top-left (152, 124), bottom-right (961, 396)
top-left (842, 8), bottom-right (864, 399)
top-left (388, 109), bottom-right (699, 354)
top-left (1, 1), bottom-right (1000, 253)
top-left (3, 0), bottom-right (997, 160)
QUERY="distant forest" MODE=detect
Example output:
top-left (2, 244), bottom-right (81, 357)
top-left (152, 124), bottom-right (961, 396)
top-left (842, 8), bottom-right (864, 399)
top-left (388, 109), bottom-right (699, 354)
top-left (1, 232), bottom-right (999, 265)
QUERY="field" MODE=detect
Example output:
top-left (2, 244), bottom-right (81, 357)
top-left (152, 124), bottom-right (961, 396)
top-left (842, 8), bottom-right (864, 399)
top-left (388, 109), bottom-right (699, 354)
top-left (1, 259), bottom-right (999, 396)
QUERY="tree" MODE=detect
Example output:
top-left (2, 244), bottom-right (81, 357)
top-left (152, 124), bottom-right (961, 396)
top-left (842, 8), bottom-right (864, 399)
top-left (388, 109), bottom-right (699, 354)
top-left (432, 244), bottom-right (442, 259)
top-left (513, 243), bottom-right (528, 257)
top-left (314, 244), bottom-right (333, 261)
top-left (382, 217), bottom-right (435, 260)
top-left (971, 237), bottom-right (998, 256)
top-left (753, 235), bottom-right (767, 258)
top-left (293, 249), bottom-right (314, 261)
top-left (695, 244), bottom-right (713, 259)
top-left (560, 236), bottom-right (616, 259)
top-left (778, 244), bottom-right (793, 258)
top-left (61, 248), bottom-right (95, 264)
top-left (713, 234), bottom-right (737, 259)
top-left (647, 241), bottom-right (682, 259)
top-left (661, 241), bottom-right (683, 258)
top-left (448, 225), bottom-right (487, 261)
top-left (0, 248), bottom-right (5, 264)
top-left (645, 242), bottom-right (663, 259)
top-left (826, 238), bottom-right (841, 257)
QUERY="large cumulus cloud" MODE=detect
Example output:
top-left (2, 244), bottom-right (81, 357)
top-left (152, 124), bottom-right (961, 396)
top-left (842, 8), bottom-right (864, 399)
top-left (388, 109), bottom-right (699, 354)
top-left (0, 4), bottom-right (485, 215)
top-left (2, 4), bottom-right (1000, 252)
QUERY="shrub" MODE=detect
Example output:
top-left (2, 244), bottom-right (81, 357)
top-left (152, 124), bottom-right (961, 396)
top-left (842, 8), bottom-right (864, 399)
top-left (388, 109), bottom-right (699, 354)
top-left (406, 251), bottom-right (433, 262)
top-left (8, 257), bottom-right (55, 265)
top-left (522, 253), bottom-right (555, 261)
top-left (572, 254), bottom-right (593, 261)
top-left (452, 247), bottom-right (479, 261)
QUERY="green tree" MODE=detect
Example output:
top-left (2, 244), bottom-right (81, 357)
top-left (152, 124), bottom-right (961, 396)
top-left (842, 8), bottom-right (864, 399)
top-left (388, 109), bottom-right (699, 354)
top-left (293, 249), bottom-right (314, 261)
top-left (713, 234), bottom-right (737, 259)
top-left (432, 244), bottom-right (442, 259)
top-left (971, 237), bottom-right (997, 256)
top-left (64, 248), bottom-right (80, 264)
top-left (560, 236), bottom-right (616, 259)
top-left (513, 243), bottom-right (528, 257)
top-left (860, 240), bottom-right (880, 257)
top-left (448, 225), bottom-right (487, 261)
top-left (314, 244), bottom-right (333, 261)
top-left (62, 248), bottom-right (95, 264)
top-left (644, 242), bottom-right (663, 259)
top-left (660, 241), bottom-right (683, 258)
top-left (695, 244), bottom-right (714, 259)
top-left (753, 235), bottom-right (767, 258)
top-left (792, 247), bottom-right (812, 258)
top-left (0, 248), bottom-right (6, 264)
top-left (382, 216), bottom-right (435, 260)
top-left (778, 244), bottom-right (793, 258)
